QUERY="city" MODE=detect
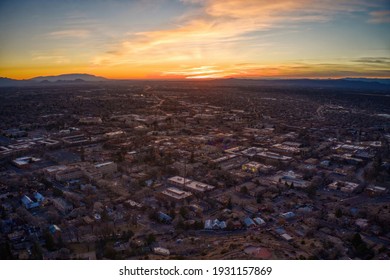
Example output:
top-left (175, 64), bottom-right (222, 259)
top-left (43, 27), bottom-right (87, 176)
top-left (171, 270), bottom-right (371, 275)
top-left (0, 78), bottom-right (389, 260)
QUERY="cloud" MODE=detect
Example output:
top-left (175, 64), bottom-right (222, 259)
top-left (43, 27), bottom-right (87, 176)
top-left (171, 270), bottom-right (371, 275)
top-left (90, 0), bottom-right (388, 78)
top-left (32, 55), bottom-right (70, 64)
top-left (353, 57), bottom-right (390, 64)
top-left (48, 29), bottom-right (90, 38)
top-left (368, 10), bottom-right (390, 23)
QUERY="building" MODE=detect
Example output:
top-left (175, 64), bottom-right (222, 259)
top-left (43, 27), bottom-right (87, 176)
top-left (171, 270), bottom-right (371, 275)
top-left (12, 156), bottom-right (41, 168)
top-left (79, 117), bottom-right (102, 124)
top-left (271, 143), bottom-right (301, 156)
top-left (95, 162), bottom-right (117, 176)
top-left (158, 212), bottom-right (173, 224)
top-left (104, 130), bottom-right (125, 138)
top-left (160, 187), bottom-right (192, 201)
top-left (167, 176), bottom-right (215, 193)
top-left (256, 151), bottom-right (292, 164)
top-left (21, 195), bottom-right (39, 209)
top-left (253, 217), bottom-right (266, 226)
top-left (280, 212), bottom-right (296, 220)
top-left (279, 175), bottom-right (309, 188)
top-left (82, 165), bottom-right (103, 181)
top-left (281, 233), bottom-right (293, 241)
top-left (49, 224), bottom-right (62, 240)
top-left (204, 219), bottom-right (227, 230)
top-left (242, 161), bottom-right (262, 173)
top-left (153, 247), bottom-right (170, 256)
top-left (33, 192), bottom-right (45, 203)
top-left (62, 134), bottom-right (89, 145)
top-left (52, 198), bottom-right (73, 214)
top-left (55, 167), bottom-right (83, 181)
top-left (44, 165), bottom-right (68, 177)
top-left (328, 181), bottom-right (360, 193)
top-left (365, 185), bottom-right (387, 196)
top-left (243, 217), bottom-right (256, 228)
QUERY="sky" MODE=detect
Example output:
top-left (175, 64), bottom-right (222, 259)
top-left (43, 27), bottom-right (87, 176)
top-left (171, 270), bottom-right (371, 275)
top-left (0, 0), bottom-right (389, 79)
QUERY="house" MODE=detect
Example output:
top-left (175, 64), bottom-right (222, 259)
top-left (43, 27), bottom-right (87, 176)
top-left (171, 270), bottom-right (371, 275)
top-left (49, 224), bottom-right (62, 240)
top-left (253, 217), bottom-right (266, 226)
top-left (21, 195), bottom-right (39, 209)
top-left (33, 192), bottom-right (45, 202)
top-left (281, 233), bottom-right (293, 241)
top-left (243, 217), bottom-right (256, 228)
top-left (153, 247), bottom-right (170, 256)
top-left (204, 219), bottom-right (226, 230)
top-left (158, 212), bottom-right (173, 224)
top-left (159, 187), bottom-right (192, 201)
top-left (280, 212), bottom-right (296, 220)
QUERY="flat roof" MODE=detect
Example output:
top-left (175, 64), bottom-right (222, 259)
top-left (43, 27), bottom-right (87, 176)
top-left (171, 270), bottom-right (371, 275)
top-left (95, 161), bottom-right (115, 168)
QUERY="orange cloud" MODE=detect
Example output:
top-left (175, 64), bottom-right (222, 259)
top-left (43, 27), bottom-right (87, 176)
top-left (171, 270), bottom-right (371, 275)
top-left (91, 0), bottom-right (376, 74)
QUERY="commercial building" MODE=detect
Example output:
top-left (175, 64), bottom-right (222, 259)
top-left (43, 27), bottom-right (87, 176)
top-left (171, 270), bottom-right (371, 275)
top-left (160, 187), bottom-right (192, 201)
top-left (55, 167), bottom-right (83, 181)
top-left (365, 185), bottom-right (387, 196)
top-left (256, 151), bottom-right (292, 164)
top-left (328, 181), bottom-right (360, 193)
top-left (12, 156), bottom-right (41, 168)
top-left (167, 176), bottom-right (215, 193)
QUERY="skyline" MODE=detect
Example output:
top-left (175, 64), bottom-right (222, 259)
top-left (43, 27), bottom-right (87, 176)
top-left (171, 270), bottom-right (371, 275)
top-left (0, 0), bottom-right (389, 79)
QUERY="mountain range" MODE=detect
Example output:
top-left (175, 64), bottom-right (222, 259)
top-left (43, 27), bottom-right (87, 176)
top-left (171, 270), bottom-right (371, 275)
top-left (0, 73), bottom-right (107, 87)
top-left (0, 73), bottom-right (389, 90)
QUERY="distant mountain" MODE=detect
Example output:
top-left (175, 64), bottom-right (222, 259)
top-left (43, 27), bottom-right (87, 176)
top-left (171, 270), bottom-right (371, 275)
top-left (1, 74), bottom-right (389, 90)
top-left (0, 73), bottom-right (108, 87)
top-left (211, 77), bottom-right (390, 90)
top-left (30, 73), bottom-right (107, 82)
top-left (343, 78), bottom-right (390, 85)
top-left (0, 77), bottom-right (29, 87)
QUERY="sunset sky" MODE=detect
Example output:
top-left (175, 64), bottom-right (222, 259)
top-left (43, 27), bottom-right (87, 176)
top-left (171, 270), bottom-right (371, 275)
top-left (0, 0), bottom-right (389, 79)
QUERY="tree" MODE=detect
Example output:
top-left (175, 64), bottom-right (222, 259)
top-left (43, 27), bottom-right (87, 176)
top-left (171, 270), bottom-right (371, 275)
top-left (240, 186), bottom-right (248, 195)
top-left (256, 194), bottom-right (263, 204)
top-left (52, 188), bottom-right (64, 197)
top-left (103, 244), bottom-right (117, 259)
top-left (351, 233), bottom-right (374, 259)
top-left (179, 207), bottom-right (188, 218)
top-left (146, 233), bottom-right (156, 245)
top-left (226, 196), bottom-right (233, 210)
top-left (43, 231), bottom-right (56, 251)
top-left (335, 208), bottom-right (343, 218)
